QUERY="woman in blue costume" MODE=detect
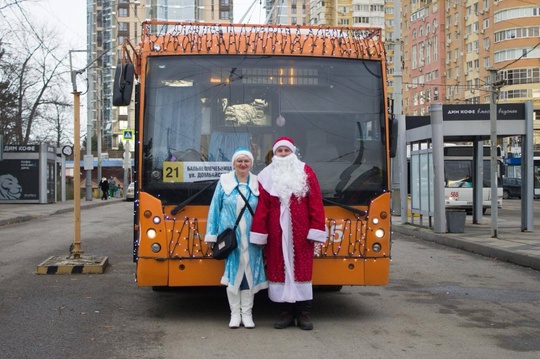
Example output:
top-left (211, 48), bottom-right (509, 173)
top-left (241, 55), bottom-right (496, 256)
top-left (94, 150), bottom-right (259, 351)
top-left (205, 148), bottom-right (268, 328)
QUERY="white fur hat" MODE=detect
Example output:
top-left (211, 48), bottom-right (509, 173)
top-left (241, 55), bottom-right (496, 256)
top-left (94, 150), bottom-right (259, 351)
top-left (231, 147), bottom-right (254, 167)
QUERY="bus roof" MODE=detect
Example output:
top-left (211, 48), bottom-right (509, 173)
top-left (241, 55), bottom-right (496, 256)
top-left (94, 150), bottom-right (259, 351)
top-left (123, 21), bottom-right (386, 75)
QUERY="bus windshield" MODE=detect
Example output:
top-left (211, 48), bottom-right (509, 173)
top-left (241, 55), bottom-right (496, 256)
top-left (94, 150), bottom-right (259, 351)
top-left (141, 55), bottom-right (387, 206)
top-left (445, 160), bottom-right (500, 188)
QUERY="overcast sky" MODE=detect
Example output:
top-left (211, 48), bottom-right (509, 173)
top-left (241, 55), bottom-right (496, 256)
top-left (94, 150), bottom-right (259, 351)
top-left (29, 0), bottom-right (265, 66)
top-left (35, 0), bottom-right (265, 48)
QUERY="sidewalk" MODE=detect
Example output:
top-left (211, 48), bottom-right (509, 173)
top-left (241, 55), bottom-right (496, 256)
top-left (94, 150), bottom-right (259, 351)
top-left (393, 215), bottom-right (540, 271)
top-left (0, 198), bottom-right (123, 228)
top-left (0, 199), bottom-right (538, 271)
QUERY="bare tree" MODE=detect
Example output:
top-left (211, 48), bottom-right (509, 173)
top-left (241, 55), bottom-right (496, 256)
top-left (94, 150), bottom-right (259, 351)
top-left (0, 40), bottom-right (18, 141)
top-left (0, 0), bottom-right (31, 12)
top-left (0, 1), bottom-right (73, 146)
top-left (33, 101), bottom-right (74, 147)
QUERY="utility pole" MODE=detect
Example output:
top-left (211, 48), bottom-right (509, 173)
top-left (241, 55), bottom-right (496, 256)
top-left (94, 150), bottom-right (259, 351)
top-left (392, 0), bottom-right (407, 222)
top-left (70, 70), bottom-right (84, 258)
top-left (97, 71), bottom-right (103, 196)
top-left (489, 69), bottom-right (501, 238)
top-left (69, 50), bottom-right (93, 201)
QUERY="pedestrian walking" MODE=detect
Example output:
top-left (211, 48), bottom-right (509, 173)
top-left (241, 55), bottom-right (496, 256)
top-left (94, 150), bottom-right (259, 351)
top-left (99, 177), bottom-right (110, 200)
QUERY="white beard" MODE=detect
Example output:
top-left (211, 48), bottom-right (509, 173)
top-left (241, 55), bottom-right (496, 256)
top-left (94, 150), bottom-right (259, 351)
top-left (271, 153), bottom-right (308, 203)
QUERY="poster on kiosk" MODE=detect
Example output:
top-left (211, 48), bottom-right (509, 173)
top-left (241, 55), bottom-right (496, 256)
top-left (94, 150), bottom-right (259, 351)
top-left (0, 143), bottom-right (56, 203)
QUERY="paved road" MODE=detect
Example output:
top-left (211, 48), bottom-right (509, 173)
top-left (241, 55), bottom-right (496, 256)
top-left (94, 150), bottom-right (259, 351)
top-left (0, 201), bottom-right (539, 358)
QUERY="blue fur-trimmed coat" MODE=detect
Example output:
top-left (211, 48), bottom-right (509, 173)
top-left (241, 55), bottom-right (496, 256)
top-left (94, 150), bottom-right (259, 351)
top-left (205, 171), bottom-right (268, 294)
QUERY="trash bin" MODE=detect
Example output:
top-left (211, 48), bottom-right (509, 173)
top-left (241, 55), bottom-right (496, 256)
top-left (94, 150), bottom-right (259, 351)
top-left (446, 210), bottom-right (466, 233)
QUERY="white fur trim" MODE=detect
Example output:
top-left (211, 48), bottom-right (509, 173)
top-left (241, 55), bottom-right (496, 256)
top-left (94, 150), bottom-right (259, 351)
top-left (307, 228), bottom-right (327, 242)
top-left (272, 139), bottom-right (296, 154)
top-left (249, 231), bottom-right (268, 245)
top-left (268, 281), bottom-right (313, 302)
top-left (220, 171), bottom-right (258, 195)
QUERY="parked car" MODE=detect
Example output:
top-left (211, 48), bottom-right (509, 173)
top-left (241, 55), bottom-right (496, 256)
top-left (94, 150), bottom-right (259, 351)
top-left (126, 182), bottom-right (135, 201)
top-left (502, 177), bottom-right (521, 199)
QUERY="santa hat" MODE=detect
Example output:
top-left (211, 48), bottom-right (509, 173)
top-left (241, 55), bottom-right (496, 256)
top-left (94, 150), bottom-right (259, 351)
top-left (272, 136), bottom-right (296, 154)
top-left (231, 147), bottom-right (254, 167)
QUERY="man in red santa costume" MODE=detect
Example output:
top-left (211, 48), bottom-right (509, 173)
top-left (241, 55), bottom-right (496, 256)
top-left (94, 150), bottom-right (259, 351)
top-left (250, 136), bottom-right (327, 330)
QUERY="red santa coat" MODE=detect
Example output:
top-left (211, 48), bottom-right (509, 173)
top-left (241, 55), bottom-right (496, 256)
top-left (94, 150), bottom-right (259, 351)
top-left (250, 161), bottom-right (327, 303)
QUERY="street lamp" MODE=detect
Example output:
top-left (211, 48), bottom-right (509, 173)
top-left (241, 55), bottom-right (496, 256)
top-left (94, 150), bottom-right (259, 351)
top-left (69, 65), bottom-right (84, 258)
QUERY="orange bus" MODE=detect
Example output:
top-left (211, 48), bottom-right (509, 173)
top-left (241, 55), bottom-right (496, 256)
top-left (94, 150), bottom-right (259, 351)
top-left (114, 22), bottom-right (396, 290)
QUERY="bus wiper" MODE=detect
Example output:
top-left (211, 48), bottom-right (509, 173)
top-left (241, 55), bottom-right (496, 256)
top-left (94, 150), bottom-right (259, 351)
top-left (323, 198), bottom-right (367, 217)
top-left (170, 180), bottom-right (219, 215)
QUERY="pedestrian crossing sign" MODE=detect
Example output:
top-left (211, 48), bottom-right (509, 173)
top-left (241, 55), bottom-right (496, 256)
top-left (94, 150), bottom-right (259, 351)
top-left (123, 130), bottom-right (133, 141)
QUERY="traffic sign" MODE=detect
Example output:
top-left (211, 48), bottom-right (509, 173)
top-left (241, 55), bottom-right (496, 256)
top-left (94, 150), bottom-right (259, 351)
top-left (123, 130), bottom-right (133, 141)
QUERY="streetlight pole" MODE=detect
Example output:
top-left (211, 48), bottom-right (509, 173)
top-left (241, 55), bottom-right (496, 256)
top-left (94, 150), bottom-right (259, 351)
top-left (69, 50), bottom-right (93, 201)
top-left (70, 70), bottom-right (84, 258)
top-left (96, 71), bottom-right (103, 195)
top-left (489, 69), bottom-right (499, 238)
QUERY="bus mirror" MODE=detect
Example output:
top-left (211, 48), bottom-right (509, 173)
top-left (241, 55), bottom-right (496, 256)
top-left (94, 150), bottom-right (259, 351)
top-left (113, 63), bottom-right (135, 106)
top-left (389, 117), bottom-right (398, 158)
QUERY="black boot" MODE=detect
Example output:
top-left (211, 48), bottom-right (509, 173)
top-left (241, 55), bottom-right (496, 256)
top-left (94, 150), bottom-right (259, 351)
top-left (274, 303), bottom-right (295, 329)
top-left (295, 300), bottom-right (313, 330)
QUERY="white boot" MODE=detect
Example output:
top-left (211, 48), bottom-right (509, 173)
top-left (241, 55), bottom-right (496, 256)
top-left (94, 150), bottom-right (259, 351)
top-left (227, 290), bottom-right (241, 328)
top-left (240, 290), bottom-right (255, 328)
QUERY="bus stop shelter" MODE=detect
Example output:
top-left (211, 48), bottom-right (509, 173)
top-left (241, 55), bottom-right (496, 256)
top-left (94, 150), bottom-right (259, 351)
top-left (400, 102), bottom-right (534, 234)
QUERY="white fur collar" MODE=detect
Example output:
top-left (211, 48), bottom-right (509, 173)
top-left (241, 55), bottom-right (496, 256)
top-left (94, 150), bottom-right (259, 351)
top-left (220, 171), bottom-right (259, 196)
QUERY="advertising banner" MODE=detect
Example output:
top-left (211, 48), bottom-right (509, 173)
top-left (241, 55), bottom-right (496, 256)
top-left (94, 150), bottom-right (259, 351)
top-left (0, 159), bottom-right (40, 200)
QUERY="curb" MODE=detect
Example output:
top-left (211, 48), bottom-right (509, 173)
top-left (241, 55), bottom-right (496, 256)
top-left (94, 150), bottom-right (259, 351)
top-left (0, 199), bottom-right (123, 228)
top-left (393, 224), bottom-right (540, 271)
top-left (0, 215), bottom-right (34, 227)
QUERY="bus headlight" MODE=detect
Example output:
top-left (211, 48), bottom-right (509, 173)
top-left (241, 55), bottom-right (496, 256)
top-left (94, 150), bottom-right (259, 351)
top-left (372, 242), bottom-right (382, 253)
top-left (153, 216), bottom-right (161, 224)
top-left (150, 243), bottom-right (161, 253)
top-left (147, 228), bottom-right (157, 239)
top-left (374, 229), bottom-right (385, 238)
top-left (372, 217), bottom-right (379, 224)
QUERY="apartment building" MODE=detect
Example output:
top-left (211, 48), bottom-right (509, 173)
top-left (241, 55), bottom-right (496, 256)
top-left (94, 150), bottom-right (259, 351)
top-left (264, 0), bottom-right (309, 25)
top-left (402, 0), bottom-right (540, 146)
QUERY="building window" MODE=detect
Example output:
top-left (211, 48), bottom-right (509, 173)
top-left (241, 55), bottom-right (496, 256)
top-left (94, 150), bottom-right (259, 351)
top-left (483, 56), bottom-right (490, 69)
top-left (220, 11), bottom-right (230, 20)
top-left (118, 22), bottom-right (129, 32)
top-left (412, 45), bottom-right (417, 69)
top-left (500, 68), bottom-right (540, 85)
